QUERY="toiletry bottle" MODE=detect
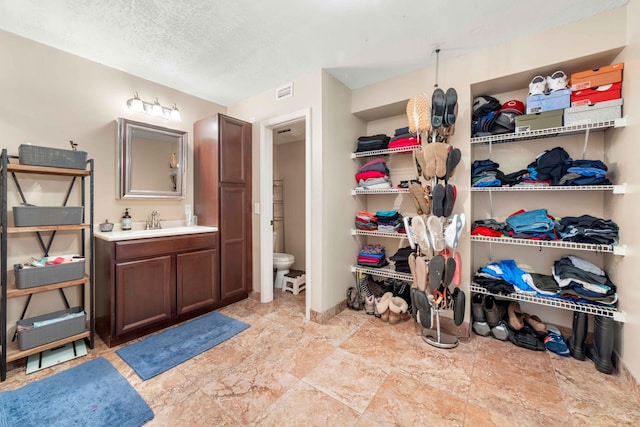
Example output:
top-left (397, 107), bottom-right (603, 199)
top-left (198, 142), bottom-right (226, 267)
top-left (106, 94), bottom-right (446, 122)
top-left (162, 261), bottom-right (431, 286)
top-left (122, 208), bottom-right (132, 231)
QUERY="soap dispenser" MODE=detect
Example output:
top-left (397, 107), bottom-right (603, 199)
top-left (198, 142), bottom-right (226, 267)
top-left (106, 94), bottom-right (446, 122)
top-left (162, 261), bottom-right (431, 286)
top-left (122, 208), bottom-right (132, 231)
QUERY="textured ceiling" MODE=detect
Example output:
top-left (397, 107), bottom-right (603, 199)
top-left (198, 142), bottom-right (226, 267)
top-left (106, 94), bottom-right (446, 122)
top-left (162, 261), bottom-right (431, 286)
top-left (0, 0), bottom-right (628, 106)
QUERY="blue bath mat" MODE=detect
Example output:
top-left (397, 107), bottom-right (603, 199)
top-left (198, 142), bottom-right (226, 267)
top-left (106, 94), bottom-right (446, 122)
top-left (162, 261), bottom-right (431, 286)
top-left (0, 357), bottom-right (153, 427)
top-left (116, 311), bottom-right (250, 380)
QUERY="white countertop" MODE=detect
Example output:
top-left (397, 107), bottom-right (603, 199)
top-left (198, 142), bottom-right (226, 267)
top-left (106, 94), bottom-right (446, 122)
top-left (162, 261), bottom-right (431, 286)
top-left (94, 225), bottom-right (218, 241)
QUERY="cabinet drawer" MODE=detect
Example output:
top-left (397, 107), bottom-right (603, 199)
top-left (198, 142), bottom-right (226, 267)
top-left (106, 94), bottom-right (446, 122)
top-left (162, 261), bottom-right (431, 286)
top-left (115, 233), bottom-right (217, 261)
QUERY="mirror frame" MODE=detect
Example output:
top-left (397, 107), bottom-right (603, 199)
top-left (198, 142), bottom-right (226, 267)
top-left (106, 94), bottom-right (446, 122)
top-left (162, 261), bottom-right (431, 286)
top-left (117, 118), bottom-right (188, 199)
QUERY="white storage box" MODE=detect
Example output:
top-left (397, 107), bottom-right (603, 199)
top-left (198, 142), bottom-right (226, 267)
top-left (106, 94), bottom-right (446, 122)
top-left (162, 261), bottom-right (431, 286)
top-left (564, 99), bottom-right (623, 126)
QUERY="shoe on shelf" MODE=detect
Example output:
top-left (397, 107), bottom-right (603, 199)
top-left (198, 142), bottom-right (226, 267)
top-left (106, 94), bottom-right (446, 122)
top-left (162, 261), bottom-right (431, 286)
top-left (546, 71), bottom-right (568, 92)
top-left (471, 293), bottom-right (486, 323)
top-left (528, 75), bottom-right (546, 95)
top-left (524, 313), bottom-right (548, 335)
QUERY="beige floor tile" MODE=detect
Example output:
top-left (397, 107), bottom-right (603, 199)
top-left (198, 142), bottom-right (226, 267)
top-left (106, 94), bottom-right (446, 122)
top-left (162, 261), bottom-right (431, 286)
top-left (303, 347), bottom-right (390, 414)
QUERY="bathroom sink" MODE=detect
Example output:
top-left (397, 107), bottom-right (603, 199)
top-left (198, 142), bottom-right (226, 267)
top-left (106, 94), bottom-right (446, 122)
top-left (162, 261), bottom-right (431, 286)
top-left (94, 225), bottom-right (218, 241)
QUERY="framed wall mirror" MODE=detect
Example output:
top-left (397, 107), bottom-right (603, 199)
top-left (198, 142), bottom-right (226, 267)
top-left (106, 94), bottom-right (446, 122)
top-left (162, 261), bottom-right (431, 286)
top-left (117, 118), bottom-right (188, 199)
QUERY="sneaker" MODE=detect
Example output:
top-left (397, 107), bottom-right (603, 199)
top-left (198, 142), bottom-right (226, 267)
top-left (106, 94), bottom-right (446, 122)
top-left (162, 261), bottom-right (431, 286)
top-left (528, 75), bottom-right (546, 95)
top-left (545, 326), bottom-right (570, 357)
top-left (546, 71), bottom-right (568, 92)
top-left (364, 295), bottom-right (375, 315)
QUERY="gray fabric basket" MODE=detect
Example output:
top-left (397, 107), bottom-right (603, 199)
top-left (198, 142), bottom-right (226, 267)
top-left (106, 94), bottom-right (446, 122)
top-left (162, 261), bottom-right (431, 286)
top-left (15, 261), bottom-right (85, 289)
top-left (19, 144), bottom-right (87, 169)
top-left (13, 206), bottom-right (84, 226)
top-left (17, 307), bottom-right (86, 350)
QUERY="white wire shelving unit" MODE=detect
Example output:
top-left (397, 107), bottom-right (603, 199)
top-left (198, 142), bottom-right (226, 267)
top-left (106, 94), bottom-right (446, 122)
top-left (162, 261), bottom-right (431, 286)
top-left (351, 265), bottom-right (413, 282)
top-left (351, 188), bottom-right (410, 195)
top-left (351, 145), bottom-right (420, 159)
top-left (470, 284), bottom-right (625, 322)
top-left (470, 118), bottom-right (626, 145)
top-left (470, 235), bottom-right (625, 255)
top-left (352, 229), bottom-right (408, 239)
top-left (471, 184), bottom-right (625, 193)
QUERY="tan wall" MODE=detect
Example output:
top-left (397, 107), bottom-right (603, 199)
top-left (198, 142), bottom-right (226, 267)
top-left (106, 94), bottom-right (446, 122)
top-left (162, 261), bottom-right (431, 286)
top-left (274, 140), bottom-right (306, 271)
top-left (0, 30), bottom-right (225, 326)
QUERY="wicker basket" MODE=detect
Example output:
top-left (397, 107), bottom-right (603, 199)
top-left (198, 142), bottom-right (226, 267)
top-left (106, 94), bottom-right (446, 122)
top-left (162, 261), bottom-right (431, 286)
top-left (19, 144), bottom-right (87, 170)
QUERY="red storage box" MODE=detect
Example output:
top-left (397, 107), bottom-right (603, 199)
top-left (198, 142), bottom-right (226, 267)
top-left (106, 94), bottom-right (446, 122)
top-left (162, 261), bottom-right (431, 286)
top-left (570, 62), bottom-right (623, 90)
top-left (571, 82), bottom-right (622, 107)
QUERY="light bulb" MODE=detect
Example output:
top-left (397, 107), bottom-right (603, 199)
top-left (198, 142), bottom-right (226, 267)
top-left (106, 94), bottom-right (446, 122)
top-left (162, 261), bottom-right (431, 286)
top-left (127, 92), bottom-right (144, 112)
top-left (170, 104), bottom-right (182, 121)
top-left (152, 98), bottom-right (163, 116)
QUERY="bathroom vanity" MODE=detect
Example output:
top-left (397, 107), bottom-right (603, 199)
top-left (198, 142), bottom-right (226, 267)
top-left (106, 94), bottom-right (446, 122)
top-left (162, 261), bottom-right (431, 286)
top-left (94, 226), bottom-right (231, 347)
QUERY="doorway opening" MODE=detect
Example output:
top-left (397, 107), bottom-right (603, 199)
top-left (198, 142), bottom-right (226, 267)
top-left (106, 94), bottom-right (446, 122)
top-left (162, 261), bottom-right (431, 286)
top-left (259, 109), bottom-right (311, 320)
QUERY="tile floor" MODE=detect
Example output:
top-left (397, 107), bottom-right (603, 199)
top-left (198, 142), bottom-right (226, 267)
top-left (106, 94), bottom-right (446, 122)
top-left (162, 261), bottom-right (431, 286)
top-left (2, 291), bottom-right (640, 426)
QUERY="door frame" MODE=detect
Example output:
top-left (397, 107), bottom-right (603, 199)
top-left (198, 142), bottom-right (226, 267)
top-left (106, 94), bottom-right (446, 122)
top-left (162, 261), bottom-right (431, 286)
top-left (259, 108), bottom-right (312, 320)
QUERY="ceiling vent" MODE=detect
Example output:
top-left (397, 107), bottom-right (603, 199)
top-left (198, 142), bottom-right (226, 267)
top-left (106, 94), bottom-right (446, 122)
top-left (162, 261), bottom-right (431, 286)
top-left (276, 82), bottom-right (293, 101)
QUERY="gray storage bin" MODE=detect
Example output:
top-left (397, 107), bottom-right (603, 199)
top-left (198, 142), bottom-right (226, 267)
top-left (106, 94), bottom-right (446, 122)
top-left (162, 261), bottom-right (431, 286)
top-left (13, 206), bottom-right (84, 226)
top-left (17, 307), bottom-right (86, 350)
top-left (19, 144), bottom-right (88, 170)
top-left (564, 98), bottom-right (623, 126)
top-left (15, 260), bottom-right (85, 289)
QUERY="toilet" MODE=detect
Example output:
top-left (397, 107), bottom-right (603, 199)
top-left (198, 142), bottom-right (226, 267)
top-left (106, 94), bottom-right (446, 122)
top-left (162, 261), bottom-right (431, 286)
top-left (273, 232), bottom-right (295, 289)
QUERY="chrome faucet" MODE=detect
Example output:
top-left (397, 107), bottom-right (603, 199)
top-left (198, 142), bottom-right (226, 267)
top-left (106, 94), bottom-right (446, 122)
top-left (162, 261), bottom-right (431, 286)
top-left (146, 210), bottom-right (162, 229)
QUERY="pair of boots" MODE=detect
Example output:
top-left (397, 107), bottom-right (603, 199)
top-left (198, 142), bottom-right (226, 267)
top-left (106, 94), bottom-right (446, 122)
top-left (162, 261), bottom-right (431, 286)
top-left (568, 312), bottom-right (614, 374)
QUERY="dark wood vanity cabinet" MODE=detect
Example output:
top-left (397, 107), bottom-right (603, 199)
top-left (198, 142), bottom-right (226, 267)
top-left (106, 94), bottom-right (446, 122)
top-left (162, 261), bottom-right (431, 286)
top-left (95, 232), bottom-right (219, 347)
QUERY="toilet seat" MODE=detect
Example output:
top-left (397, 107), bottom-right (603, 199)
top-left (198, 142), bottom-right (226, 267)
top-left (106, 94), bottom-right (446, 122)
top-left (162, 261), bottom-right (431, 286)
top-left (273, 252), bottom-right (294, 263)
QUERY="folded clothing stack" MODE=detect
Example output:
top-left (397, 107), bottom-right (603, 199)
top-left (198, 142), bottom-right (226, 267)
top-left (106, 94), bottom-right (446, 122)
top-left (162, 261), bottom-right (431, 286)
top-left (375, 210), bottom-right (403, 233)
top-left (556, 214), bottom-right (618, 245)
top-left (357, 244), bottom-right (387, 268)
top-left (472, 159), bottom-right (502, 187)
top-left (355, 211), bottom-right (377, 231)
top-left (355, 157), bottom-right (391, 189)
top-left (388, 246), bottom-right (413, 274)
top-left (354, 134), bottom-right (390, 153)
top-left (505, 208), bottom-right (556, 240)
top-left (553, 255), bottom-right (617, 306)
top-left (388, 126), bottom-right (419, 151)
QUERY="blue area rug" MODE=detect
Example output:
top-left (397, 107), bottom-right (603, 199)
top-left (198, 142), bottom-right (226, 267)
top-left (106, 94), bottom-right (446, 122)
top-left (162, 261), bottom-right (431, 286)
top-left (0, 357), bottom-right (153, 427)
top-left (116, 311), bottom-right (250, 380)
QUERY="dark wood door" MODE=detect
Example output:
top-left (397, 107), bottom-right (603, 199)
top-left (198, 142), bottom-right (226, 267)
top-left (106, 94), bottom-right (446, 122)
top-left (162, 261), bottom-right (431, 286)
top-left (219, 114), bottom-right (252, 298)
top-left (176, 248), bottom-right (218, 316)
top-left (115, 256), bottom-right (172, 336)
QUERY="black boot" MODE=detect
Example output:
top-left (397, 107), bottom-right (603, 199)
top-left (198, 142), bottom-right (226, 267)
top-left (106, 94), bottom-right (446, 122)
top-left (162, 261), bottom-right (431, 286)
top-left (587, 315), bottom-right (615, 374)
top-left (567, 311), bottom-right (588, 361)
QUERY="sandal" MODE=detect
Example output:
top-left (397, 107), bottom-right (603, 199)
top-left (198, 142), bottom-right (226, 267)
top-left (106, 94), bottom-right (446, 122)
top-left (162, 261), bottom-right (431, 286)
top-left (431, 184), bottom-right (445, 217)
top-left (428, 254), bottom-right (445, 290)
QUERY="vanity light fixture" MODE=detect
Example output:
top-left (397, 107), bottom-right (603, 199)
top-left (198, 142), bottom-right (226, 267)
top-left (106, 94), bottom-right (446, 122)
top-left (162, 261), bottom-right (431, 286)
top-left (126, 92), bottom-right (182, 121)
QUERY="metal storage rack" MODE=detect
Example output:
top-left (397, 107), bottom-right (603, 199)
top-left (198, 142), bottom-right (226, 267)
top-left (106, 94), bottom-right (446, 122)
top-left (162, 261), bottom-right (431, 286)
top-left (1, 148), bottom-right (94, 381)
top-left (273, 179), bottom-right (284, 252)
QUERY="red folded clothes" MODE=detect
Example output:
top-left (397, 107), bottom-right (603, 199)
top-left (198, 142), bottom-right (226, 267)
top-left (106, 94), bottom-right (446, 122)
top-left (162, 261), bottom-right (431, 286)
top-left (355, 170), bottom-right (386, 183)
top-left (471, 226), bottom-right (503, 237)
top-left (388, 137), bottom-right (419, 152)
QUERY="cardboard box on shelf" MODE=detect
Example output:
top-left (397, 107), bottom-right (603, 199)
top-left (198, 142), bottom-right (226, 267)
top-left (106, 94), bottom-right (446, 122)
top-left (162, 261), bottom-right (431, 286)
top-left (526, 88), bottom-right (571, 114)
top-left (515, 110), bottom-right (564, 133)
top-left (571, 82), bottom-right (621, 107)
top-left (564, 98), bottom-right (623, 126)
top-left (570, 62), bottom-right (623, 91)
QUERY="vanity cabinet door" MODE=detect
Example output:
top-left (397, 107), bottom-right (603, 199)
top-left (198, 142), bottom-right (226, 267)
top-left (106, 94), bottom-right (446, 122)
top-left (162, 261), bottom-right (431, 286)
top-left (176, 248), bottom-right (219, 316)
top-left (115, 255), bottom-right (172, 336)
